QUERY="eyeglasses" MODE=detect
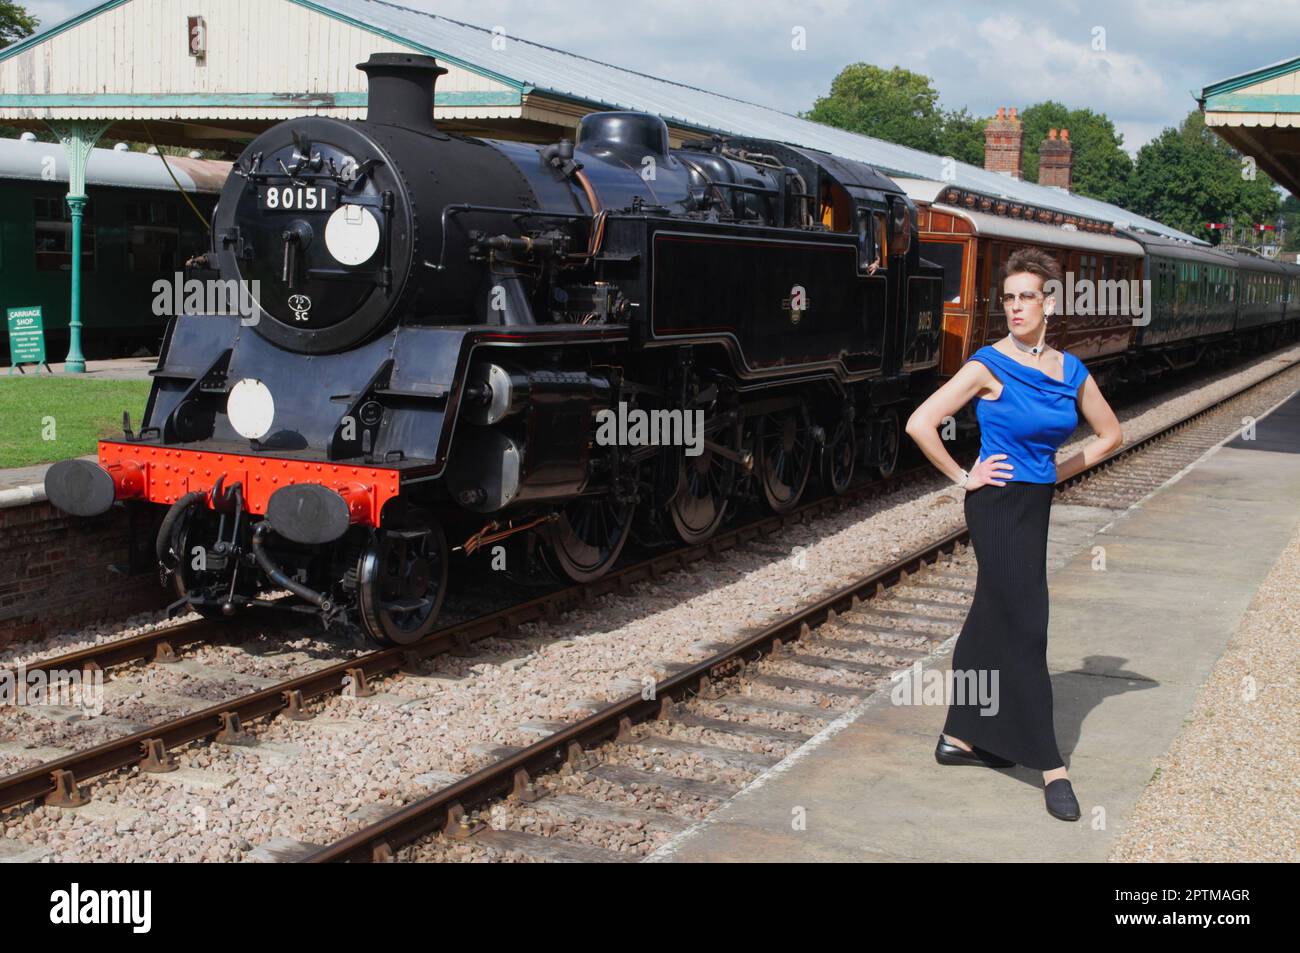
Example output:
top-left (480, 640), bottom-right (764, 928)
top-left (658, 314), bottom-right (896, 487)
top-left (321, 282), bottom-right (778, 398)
top-left (1000, 291), bottom-right (1045, 305)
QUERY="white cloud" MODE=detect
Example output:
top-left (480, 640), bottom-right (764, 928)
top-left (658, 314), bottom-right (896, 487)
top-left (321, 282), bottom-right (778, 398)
top-left (970, 13), bottom-right (1169, 111)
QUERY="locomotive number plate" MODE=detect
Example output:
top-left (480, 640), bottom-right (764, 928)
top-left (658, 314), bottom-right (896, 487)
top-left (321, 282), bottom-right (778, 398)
top-left (260, 185), bottom-right (336, 213)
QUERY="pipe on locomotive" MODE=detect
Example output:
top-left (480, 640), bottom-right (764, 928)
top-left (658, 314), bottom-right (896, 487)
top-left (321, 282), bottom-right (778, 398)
top-left (250, 523), bottom-right (333, 613)
top-left (155, 491), bottom-right (205, 565)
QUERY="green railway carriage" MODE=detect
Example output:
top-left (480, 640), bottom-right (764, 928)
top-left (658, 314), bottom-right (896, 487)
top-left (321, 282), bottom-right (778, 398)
top-left (0, 136), bottom-right (228, 364)
top-left (1124, 231), bottom-right (1300, 375)
top-left (1229, 249), bottom-right (1292, 334)
top-left (1138, 236), bottom-right (1240, 348)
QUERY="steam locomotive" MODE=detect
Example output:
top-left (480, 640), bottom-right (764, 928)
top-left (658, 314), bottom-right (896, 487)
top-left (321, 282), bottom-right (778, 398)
top-left (45, 53), bottom-right (945, 645)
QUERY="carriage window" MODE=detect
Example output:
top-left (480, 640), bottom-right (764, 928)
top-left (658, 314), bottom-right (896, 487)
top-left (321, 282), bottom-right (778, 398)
top-left (129, 225), bottom-right (180, 273)
top-left (989, 245), bottom-right (1010, 317)
top-left (34, 196), bottom-right (96, 273)
top-left (920, 240), bottom-right (964, 304)
top-left (1080, 254), bottom-right (1093, 284)
top-left (122, 201), bottom-right (183, 273)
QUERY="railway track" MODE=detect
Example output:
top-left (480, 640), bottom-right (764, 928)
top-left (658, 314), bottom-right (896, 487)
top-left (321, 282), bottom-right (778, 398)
top-left (2, 350), bottom-right (1296, 858)
top-left (0, 462), bottom-right (940, 810)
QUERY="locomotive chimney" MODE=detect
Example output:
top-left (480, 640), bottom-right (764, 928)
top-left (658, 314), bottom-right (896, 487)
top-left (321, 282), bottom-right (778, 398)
top-left (358, 52), bottom-right (448, 134)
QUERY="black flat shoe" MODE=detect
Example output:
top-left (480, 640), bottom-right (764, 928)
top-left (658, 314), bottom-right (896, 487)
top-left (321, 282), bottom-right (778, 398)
top-left (934, 735), bottom-right (1016, 768)
top-left (1044, 778), bottom-right (1081, 821)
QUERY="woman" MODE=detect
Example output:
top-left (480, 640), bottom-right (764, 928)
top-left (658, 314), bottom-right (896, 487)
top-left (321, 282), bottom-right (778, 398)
top-left (904, 246), bottom-right (1123, 821)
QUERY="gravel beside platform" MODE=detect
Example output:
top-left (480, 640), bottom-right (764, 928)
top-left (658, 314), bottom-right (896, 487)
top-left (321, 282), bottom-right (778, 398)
top-left (1107, 515), bottom-right (1300, 863)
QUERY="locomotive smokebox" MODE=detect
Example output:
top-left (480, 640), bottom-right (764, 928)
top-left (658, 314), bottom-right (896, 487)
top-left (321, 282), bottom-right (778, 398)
top-left (357, 52), bottom-right (448, 135)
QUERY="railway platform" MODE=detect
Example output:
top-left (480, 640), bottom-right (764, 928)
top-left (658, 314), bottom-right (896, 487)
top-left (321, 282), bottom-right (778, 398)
top-left (648, 387), bottom-right (1300, 863)
top-left (2, 357), bottom-right (155, 380)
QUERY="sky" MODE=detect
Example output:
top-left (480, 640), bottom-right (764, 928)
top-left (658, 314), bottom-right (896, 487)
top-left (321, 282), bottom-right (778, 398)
top-left (18, 0), bottom-right (1300, 157)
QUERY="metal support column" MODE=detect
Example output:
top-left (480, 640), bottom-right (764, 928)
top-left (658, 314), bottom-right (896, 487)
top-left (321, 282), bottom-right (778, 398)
top-left (48, 121), bottom-right (111, 374)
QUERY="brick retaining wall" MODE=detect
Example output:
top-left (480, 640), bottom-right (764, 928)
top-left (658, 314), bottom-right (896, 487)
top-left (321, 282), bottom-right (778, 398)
top-left (0, 502), bottom-right (169, 649)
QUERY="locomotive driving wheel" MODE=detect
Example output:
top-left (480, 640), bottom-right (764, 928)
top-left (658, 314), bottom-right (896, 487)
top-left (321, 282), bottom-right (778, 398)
top-left (356, 512), bottom-right (448, 646)
top-left (820, 416), bottom-right (857, 496)
top-left (873, 407), bottom-right (902, 480)
top-left (753, 403), bottom-right (814, 514)
top-left (543, 494), bottom-right (635, 583)
top-left (668, 414), bottom-right (742, 545)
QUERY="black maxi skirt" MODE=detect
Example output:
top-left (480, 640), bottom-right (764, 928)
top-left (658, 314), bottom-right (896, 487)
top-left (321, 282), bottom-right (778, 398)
top-left (941, 481), bottom-right (1065, 770)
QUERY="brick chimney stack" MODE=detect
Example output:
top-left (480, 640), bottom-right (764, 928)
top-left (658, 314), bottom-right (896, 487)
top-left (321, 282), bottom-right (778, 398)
top-left (1038, 126), bottom-right (1073, 190)
top-left (983, 105), bottom-right (1024, 179)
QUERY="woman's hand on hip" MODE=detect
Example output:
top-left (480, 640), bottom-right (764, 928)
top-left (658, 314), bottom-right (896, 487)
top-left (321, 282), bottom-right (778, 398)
top-left (966, 453), bottom-right (1013, 490)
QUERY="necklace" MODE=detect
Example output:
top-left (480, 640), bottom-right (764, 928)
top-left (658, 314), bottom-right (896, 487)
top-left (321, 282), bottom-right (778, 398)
top-left (1007, 330), bottom-right (1046, 357)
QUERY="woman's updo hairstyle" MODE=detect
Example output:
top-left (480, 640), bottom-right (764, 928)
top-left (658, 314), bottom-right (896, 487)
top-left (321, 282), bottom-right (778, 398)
top-left (1001, 246), bottom-right (1063, 291)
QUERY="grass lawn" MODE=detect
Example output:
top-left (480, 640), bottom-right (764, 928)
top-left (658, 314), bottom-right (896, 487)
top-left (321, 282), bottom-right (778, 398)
top-left (0, 377), bottom-right (152, 469)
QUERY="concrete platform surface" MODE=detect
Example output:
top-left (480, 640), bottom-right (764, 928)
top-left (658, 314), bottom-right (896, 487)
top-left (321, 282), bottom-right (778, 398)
top-left (3, 357), bottom-right (155, 380)
top-left (0, 459), bottom-right (75, 497)
top-left (649, 388), bottom-right (1300, 863)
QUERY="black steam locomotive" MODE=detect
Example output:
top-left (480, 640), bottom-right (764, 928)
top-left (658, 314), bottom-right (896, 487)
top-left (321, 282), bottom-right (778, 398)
top-left (45, 53), bottom-right (944, 645)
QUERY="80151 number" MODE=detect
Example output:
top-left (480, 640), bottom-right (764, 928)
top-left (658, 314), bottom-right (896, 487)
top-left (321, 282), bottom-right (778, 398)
top-left (261, 186), bottom-right (335, 212)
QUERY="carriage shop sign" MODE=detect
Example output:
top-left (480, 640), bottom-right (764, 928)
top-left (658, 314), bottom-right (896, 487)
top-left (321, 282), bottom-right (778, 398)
top-left (6, 306), bottom-right (46, 367)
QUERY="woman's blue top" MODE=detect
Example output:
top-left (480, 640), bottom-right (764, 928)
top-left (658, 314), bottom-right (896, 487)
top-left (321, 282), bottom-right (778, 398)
top-left (968, 345), bottom-right (1089, 484)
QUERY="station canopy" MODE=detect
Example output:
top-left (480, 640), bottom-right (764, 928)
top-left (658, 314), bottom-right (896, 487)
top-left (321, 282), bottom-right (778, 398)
top-left (1200, 55), bottom-right (1300, 198)
top-left (1, 0), bottom-right (1201, 242)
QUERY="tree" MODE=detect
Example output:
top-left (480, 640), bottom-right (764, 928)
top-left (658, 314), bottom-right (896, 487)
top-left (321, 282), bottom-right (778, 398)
top-left (801, 67), bottom-right (1132, 196)
top-left (1016, 101), bottom-right (1133, 205)
top-left (1125, 110), bottom-right (1280, 244)
top-left (937, 106), bottom-right (987, 167)
top-left (803, 63), bottom-right (947, 154)
top-left (0, 1), bottom-right (37, 49)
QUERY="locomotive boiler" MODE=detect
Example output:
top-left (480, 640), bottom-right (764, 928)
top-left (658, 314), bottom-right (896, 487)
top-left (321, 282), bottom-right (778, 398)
top-left (45, 53), bottom-right (944, 645)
